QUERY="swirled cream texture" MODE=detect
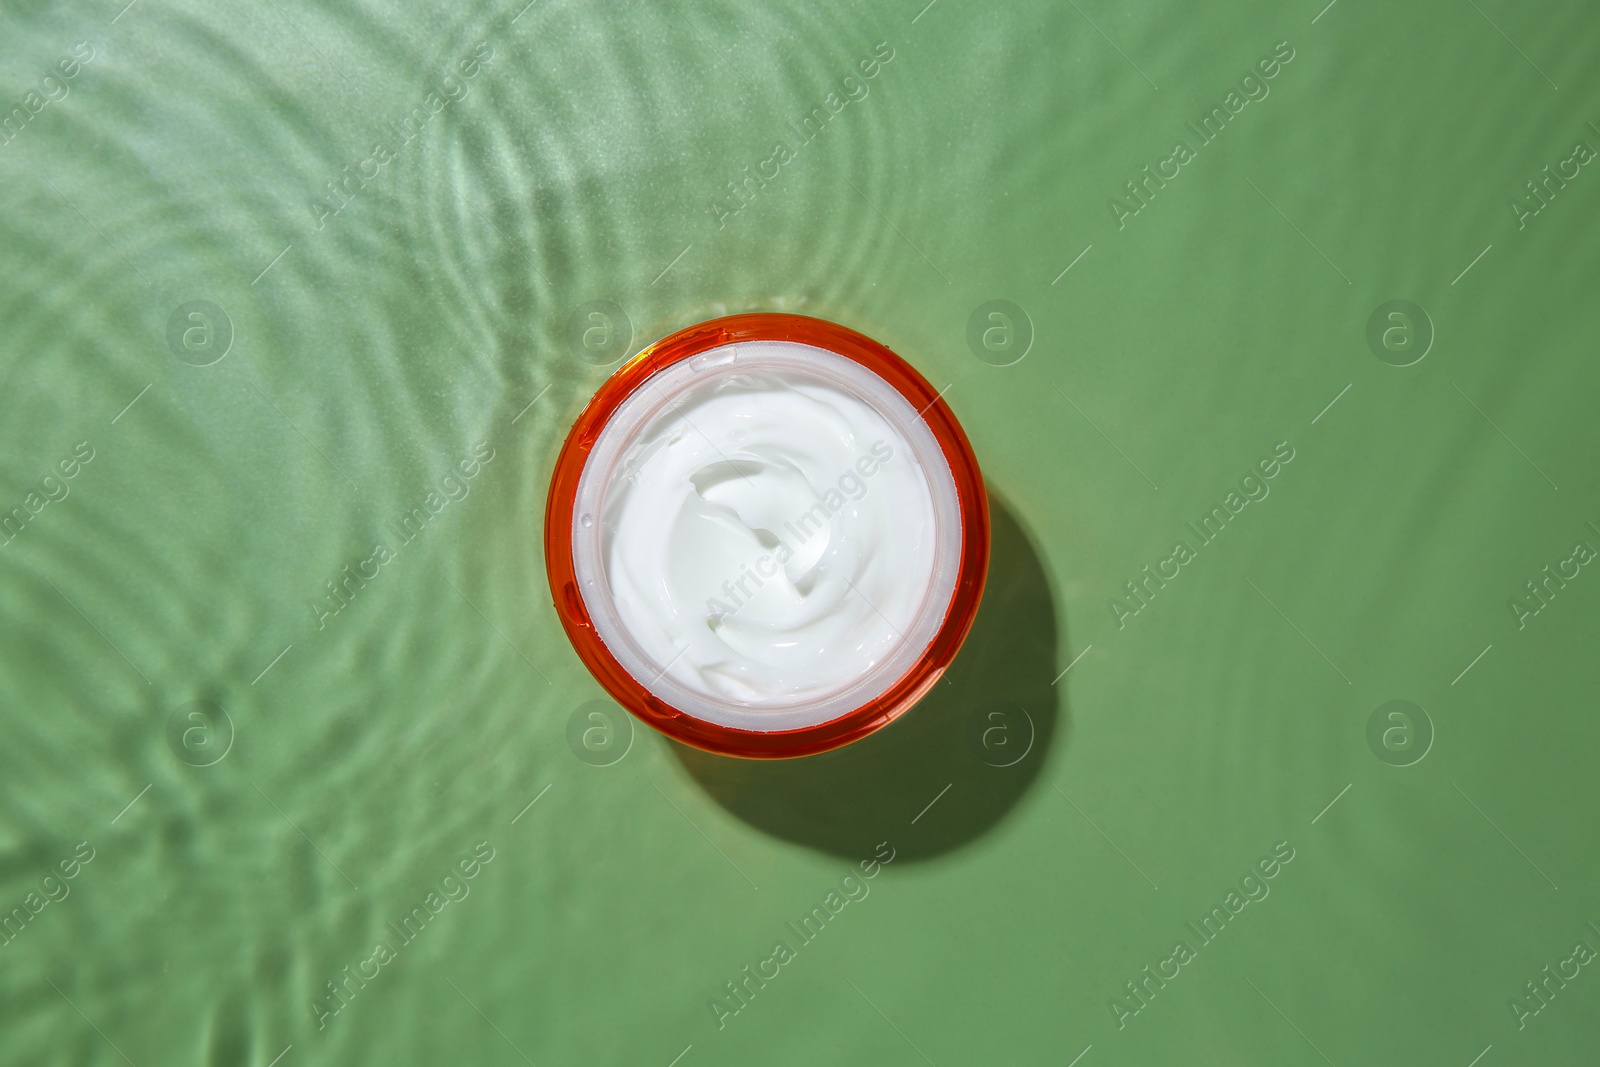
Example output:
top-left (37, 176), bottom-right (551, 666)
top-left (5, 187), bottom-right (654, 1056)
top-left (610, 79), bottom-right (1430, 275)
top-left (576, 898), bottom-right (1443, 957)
top-left (591, 350), bottom-right (941, 710)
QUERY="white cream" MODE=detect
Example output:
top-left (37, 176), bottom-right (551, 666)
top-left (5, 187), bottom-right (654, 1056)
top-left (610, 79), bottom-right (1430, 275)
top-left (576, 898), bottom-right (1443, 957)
top-left (571, 340), bottom-right (964, 732)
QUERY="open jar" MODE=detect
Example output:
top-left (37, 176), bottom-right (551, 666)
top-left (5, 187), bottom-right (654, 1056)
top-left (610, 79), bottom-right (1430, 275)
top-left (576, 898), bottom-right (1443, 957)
top-left (545, 314), bottom-right (988, 758)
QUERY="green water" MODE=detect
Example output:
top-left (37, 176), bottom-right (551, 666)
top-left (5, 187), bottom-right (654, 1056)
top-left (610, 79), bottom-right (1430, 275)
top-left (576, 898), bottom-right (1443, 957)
top-left (3, 0), bottom-right (1598, 1062)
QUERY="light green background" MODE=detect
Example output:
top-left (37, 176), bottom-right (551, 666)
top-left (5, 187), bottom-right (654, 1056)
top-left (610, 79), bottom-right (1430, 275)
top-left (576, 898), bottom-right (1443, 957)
top-left (2, 0), bottom-right (1597, 1063)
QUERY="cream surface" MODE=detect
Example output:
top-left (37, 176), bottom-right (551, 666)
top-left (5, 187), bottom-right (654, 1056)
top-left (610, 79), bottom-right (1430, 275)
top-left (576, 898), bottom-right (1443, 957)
top-left (588, 345), bottom-right (942, 710)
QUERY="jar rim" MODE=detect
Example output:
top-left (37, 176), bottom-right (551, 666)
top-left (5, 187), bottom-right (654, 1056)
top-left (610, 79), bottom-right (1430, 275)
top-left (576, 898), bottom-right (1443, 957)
top-left (544, 313), bottom-right (990, 759)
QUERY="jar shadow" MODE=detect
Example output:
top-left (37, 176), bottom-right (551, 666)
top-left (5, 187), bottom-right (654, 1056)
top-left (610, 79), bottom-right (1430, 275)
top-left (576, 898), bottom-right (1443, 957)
top-left (665, 491), bottom-right (1065, 863)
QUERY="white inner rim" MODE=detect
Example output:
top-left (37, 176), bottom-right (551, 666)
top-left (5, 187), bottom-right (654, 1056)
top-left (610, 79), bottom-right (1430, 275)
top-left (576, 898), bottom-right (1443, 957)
top-left (570, 340), bottom-right (964, 733)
